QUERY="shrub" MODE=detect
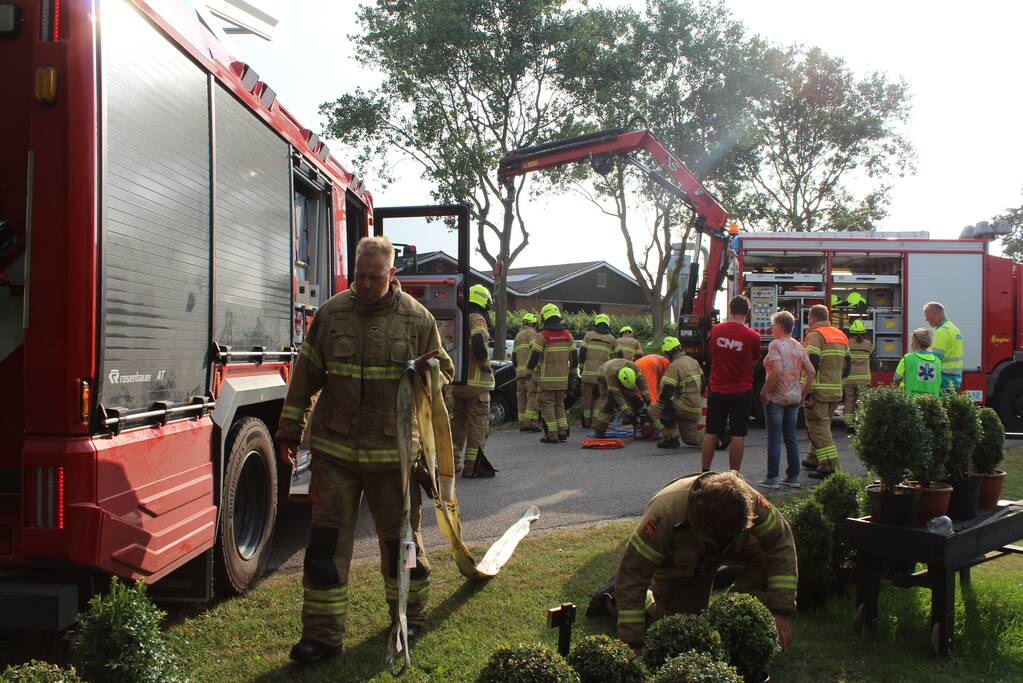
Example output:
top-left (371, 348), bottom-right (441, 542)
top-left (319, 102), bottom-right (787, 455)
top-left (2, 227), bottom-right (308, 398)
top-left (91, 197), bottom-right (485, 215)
top-left (852, 387), bottom-right (929, 490)
top-left (641, 612), bottom-right (725, 671)
top-left (788, 499), bottom-right (834, 587)
top-left (810, 470), bottom-right (862, 568)
top-left (650, 651), bottom-right (742, 683)
top-left (477, 644), bottom-right (580, 683)
top-left (942, 391), bottom-right (981, 480)
top-left (567, 635), bottom-right (646, 683)
top-left (1, 661), bottom-right (82, 683)
top-left (972, 406), bottom-right (1005, 473)
top-left (912, 393), bottom-right (952, 485)
top-left (505, 310), bottom-right (661, 346)
top-left (68, 577), bottom-right (184, 683)
top-left (704, 593), bottom-right (779, 681)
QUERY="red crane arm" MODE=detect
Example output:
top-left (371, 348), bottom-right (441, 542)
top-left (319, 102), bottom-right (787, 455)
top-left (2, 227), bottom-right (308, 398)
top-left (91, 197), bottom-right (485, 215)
top-left (498, 128), bottom-right (731, 318)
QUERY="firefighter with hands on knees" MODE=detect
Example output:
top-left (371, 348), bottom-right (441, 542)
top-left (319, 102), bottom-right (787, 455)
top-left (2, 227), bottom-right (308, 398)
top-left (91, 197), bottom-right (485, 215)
top-left (615, 326), bottom-right (644, 361)
top-left (648, 336), bottom-right (704, 449)
top-left (446, 284), bottom-right (498, 478)
top-left (579, 314), bottom-right (617, 428)
top-left (801, 304), bottom-right (850, 479)
top-left (527, 304), bottom-right (578, 443)
top-left (894, 328), bottom-right (943, 396)
top-left (843, 319), bottom-right (873, 433)
top-left (514, 312), bottom-right (542, 432)
top-left (591, 359), bottom-right (652, 438)
top-left (923, 301), bottom-right (964, 391)
top-left (615, 471), bottom-right (796, 656)
top-left (275, 235), bottom-right (454, 664)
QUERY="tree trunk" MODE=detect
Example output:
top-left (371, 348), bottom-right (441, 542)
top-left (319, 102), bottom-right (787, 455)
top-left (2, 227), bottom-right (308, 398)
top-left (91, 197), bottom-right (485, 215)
top-left (649, 293), bottom-right (664, 342)
top-left (491, 191), bottom-right (517, 361)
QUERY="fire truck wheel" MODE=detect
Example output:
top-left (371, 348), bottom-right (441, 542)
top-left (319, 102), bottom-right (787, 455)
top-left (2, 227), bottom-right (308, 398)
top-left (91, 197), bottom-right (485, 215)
top-left (216, 417), bottom-right (279, 595)
top-left (995, 377), bottom-right (1023, 433)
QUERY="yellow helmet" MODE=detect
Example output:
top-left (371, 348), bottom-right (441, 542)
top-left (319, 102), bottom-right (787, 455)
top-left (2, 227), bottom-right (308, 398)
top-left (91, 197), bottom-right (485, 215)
top-left (847, 291), bottom-right (866, 306)
top-left (594, 313), bottom-right (610, 327)
top-left (830, 294), bottom-right (839, 307)
top-left (469, 284), bottom-right (492, 309)
top-left (849, 319), bottom-right (867, 334)
top-left (522, 312), bottom-right (538, 325)
top-left (617, 366), bottom-right (637, 389)
top-left (662, 336), bottom-right (681, 354)
top-left (619, 326), bottom-right (633, 335)
top-left (541, 303), bottom-right (561, 321)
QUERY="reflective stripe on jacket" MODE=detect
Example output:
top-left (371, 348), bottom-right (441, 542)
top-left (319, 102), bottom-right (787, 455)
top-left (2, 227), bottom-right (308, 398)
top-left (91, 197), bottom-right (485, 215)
top-left (513, 328), bottom-right (538, 378)
top-left (581, 331), bottom-right (616, 382)
top-left (464, 312), bottom-right (495, 391)
top-left (532, 328), bottom-right (575, 389)
top-left (615, 336), bottom-right (643, 361)
top-left (845, 337), bottom-right (873, 385)
top-left (803, 322), bottom-right (849, 402)
top-left (931, 319), bottom-right (964, 375)
top-left (661, 354), bottom-right (704, 415)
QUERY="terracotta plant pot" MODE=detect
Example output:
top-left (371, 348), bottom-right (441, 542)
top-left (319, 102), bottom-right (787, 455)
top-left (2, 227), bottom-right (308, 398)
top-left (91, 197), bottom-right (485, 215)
top-left (905, 481), bottom-right (953, 526)
top-left (866, 484), bottom-right (920, 527)
top-left (972, 470), bottom-right (1006, 509)
top-left (946, 478), bottom-right (981, 520)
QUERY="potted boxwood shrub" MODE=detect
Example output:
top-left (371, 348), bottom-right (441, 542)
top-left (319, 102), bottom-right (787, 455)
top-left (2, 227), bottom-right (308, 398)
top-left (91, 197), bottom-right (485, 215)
top-left (908, 393), bottom-right (954, 525)
top-left (641, 613), bottom-right (725, 671)
top-left (972, 406), bottom-right (1006, 509)
top-left (809, 470), bottom-right (862, 593)
top-left (477, 644), bottom-right (580, 683)
top-left (651, 652), bottom-right (742, 683)
top-left (788, 499), bottom-right (833, 610)
top-left (852, 387), bottom-right (928, 526)
top-left (942, 391), bottom-right (982, 519)
top-left (568, 635), bottom-right (646, 683)
top-left (704, 593), bottom-right (779, 683)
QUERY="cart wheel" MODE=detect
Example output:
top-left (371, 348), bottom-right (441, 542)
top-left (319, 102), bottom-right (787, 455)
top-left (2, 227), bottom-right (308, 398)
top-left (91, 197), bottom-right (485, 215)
top-left (854, 604), bottom-right (866, 632)
top-left (930, 622), bottom-right (942, 656)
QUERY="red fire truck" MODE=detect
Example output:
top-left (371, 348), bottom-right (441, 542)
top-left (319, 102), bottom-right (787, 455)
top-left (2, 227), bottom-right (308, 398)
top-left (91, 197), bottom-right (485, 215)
top-left (0, 0), bottom-right (469, 628)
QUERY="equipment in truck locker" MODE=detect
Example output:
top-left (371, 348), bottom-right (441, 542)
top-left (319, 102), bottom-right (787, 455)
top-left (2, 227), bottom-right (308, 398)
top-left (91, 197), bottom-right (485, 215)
top-left (750, 286), bottom-right (777, 334)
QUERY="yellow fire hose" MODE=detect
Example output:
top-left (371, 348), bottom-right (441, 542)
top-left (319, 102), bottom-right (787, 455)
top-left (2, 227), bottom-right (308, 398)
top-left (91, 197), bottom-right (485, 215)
top-left (388, 360), bottom-right (541, 676)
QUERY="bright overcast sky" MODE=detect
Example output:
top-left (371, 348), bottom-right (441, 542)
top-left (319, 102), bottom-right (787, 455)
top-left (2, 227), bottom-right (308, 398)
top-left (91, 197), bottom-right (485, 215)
top-left (228, 0), bottom-right (1023, 273)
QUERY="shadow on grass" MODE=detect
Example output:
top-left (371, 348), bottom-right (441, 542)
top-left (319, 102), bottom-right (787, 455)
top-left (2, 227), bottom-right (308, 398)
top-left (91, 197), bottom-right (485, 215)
top-left (558, 538), bottom-right (628, 641)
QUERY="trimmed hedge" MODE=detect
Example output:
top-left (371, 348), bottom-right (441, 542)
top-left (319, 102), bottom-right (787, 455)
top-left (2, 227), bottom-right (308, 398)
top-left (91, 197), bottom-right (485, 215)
top-left (505, 310), bottom-right (666, 345)
top-left (650, 651), bottom-right (742, 683)
top-left (705, 593), bottom-right (779, 682)
top-left (642, 613), bottom-right (725, 671)
top-left (477, 644), bottom-right (580, 683)
top-left (567, 635), bottom-right (646, 683)
top-left (1, 661), bottom-right (83, 683)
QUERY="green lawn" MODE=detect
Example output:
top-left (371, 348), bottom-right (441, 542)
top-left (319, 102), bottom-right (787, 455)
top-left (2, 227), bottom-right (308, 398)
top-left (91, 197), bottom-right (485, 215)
top-left (166, 449), bottom-right (1023, 682)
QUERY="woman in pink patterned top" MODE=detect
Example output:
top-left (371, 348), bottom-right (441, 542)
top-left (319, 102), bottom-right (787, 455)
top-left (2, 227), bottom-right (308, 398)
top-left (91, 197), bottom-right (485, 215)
top-left (758, 311), bottom-right (815, 489)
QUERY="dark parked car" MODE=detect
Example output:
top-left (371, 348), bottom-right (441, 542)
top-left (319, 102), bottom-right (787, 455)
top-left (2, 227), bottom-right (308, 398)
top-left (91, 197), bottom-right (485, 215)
top-left (488, 360), bottom-right (578, 422)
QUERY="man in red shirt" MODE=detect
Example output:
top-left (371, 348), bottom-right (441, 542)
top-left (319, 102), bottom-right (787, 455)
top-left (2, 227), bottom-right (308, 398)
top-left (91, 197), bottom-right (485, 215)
top-left (702, 295), bottom-right (762, 472)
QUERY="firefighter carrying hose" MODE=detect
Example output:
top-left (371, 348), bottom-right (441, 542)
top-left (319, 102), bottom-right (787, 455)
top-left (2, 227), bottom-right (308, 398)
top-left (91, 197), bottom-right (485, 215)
top-left (579, 314), bottom-right (617, 427)
top-left (527, 304), bottom-right (578, 443)
top-left (843, 319), bottom-right (873, 433)
top-left (647, 336), bottom-right (704, 449)
top-left (514, 312), bottom-right (541, 431)
top-left (446, 284), bottom-right (497, 478)
top-left (615, 471), bottom-right (796, 654)
top-left (801, 304), bottom-right (850, 479)
top-left (276, 236), bottom-right (453, 663)
top-left (592, 358), bottom-right (651, 438)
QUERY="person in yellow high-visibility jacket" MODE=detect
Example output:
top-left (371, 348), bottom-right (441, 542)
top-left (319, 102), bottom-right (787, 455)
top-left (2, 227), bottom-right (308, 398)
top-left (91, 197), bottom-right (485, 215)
top-left (924, 301), bottom-right (964, 390)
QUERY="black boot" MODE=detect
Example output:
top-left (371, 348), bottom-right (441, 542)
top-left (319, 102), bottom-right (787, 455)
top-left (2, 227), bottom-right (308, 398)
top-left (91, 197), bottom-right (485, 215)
top-left (470, 450), bottom-right (498, 477)
top-left (657, 437), bottom-right (681, 449)
top-left (289, 638), bottom-right (342, 664)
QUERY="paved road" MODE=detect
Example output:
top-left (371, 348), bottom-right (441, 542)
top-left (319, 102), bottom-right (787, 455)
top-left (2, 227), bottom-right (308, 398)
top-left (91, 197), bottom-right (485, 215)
top-left (265, 424), bottom-right (865, 574)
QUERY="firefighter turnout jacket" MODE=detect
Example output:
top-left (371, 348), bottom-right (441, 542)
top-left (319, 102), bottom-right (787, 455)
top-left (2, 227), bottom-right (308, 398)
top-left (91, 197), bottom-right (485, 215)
top-left (659, 353), bottom-right (703, 417)
top-left (452, 311), bottom-right (494, 396)
top-left (528, 328), bottom-right (577, 389)
top-left (276, 280), bottom-right (454, 469)
top-left (845, 336), bottom-right (873, 386)
top-left (615, 335), bottom-right (644, 361)
top-left (513, 326), bottom-right (538, 378)
top-left (580, 330), bottom-right (617, 383)
top-left (598, 358), bottom-right (652, 414)
top-left (615, 473), bottom-right (798, 645)
top-left (803, 321), bottom-right (850, 402)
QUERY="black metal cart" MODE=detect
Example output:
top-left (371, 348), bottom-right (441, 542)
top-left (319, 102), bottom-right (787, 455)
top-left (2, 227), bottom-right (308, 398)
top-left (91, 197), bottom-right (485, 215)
top-left (845, 501), bottom-right (1023, 655)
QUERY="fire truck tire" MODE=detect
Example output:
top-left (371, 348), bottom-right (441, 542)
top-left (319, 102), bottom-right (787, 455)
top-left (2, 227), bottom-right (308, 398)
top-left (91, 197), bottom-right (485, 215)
top-left (995, 377), bottom-right (1023, 433)
top-left (215, 417), bottom-right (278, 595)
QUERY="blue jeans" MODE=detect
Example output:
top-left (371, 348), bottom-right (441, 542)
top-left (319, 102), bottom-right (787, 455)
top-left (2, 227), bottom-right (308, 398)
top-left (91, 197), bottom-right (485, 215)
top-left (766, 402), bottom-right (800, 480)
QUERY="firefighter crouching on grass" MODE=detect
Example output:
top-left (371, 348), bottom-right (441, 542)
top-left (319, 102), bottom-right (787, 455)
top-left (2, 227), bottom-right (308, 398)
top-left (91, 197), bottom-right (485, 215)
top-left (801, 304), bottom-right (850, 480)
top-left (527, 304), bottom-right (578, 443)
top-left (446, 284), bottom-right (497, 478)
top-left (276, 235), bottom-right (453, 664)
top-left (579, 314), bottom-right (617, 428)
top-left (648, 336), bottom-right (704, 449)
top-left (843, 319), bottom-right (873, 433)
top-left (514, 312), bottom-right (541, 432)
top-left (592, 358), bottom-right (651, 438)
top-left (615, 471), bottom-right (796, 654)
top-left (615, 326), bottom-right (644, 360)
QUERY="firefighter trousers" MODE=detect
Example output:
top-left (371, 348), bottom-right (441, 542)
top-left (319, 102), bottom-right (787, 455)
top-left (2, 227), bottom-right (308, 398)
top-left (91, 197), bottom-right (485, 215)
top-left (580, 380), bottom-right (598, 426)
top-left (517, 376), bottom-right (538, 427)
top-left (447, 389), bottom-right (490, 469)
top-left (648, 402), bottom-right (702, 446)
top-left (805, 399), bottom-right (839, 472)
top-left (538, 388), bottom-right (568, 437)
top-left (302, 458), bottom-right (430, 648)
top-left (842, 383), bottom-right (866, 428)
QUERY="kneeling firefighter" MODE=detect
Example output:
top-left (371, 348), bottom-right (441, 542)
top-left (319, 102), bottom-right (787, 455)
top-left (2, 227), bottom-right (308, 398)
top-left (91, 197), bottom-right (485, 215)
top-left (647, 336), bottom-right (704, 448)
top-left (447, 284), bottom-right (498, 478)
top-left (592, 358), bottom-right (651, 438)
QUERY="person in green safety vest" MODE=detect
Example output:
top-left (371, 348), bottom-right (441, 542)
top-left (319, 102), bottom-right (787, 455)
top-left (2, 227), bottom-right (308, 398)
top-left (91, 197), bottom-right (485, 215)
top-left (893, 328), bottom-right (942, 396)
top-left (924, 301), bottom-right (964, 390)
